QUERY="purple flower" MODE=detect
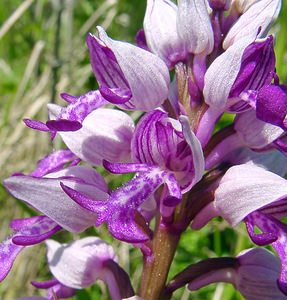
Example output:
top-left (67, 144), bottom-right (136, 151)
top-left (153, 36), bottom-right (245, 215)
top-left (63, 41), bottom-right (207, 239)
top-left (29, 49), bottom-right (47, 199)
top-left (192, 164), bottom-right (287, 294)
top-left (48, 104), bottom-right (135, 166)
top-left (0, 216), bottom-right (61, 282)
top-left (143, 0), bottom-right (187, 68)
top-left (4, 165), bottom-right (108, 232)
top-left (61, 110), bottom-right (204, 242)
top-left (45, 237), bottom-right (117, 289)
top-left (29, 237), bottom-right (134, 300)
top-left (203, 109), bottom-right (285, 169)
top-left (87, 26), bottom-right (170, 111)
top-left (177, 0), bottom-right (214, 55)
top-left (2, 0), bottom-right (286, 298)
top-left (188, 248), bottom-right (285, 299)
top-left (204, 36), bottom-right (276, 112)
top-left (24, 90), bottom-right (108, 134)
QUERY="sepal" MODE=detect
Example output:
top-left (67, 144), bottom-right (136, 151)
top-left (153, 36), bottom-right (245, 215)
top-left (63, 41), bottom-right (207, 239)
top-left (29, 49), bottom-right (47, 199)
top-left (87, 27), bottom-right (170, 111)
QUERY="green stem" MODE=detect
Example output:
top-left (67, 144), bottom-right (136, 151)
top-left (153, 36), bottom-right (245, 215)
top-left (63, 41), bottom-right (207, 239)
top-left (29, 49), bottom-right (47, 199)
top-left (139, 223), bottom-right (180, 300)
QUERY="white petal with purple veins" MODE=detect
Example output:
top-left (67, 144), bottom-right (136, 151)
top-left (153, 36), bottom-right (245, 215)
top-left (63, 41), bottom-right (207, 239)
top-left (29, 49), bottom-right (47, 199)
top-left (224, 0), bottom-right (281, 49)
top-left (91, 27), bottom-right (170, 111)
top-left (215, 164), bottom-right (287, 226)
top-left (203, 37), bottom-right (252, 110)
top-left (4, 166), bottom-right (108, 232)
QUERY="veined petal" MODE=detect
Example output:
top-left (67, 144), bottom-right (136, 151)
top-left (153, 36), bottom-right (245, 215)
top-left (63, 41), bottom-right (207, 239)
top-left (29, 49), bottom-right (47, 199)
top-left (144, 0), bottom-right (187, 68)
top-left (4, 166), bottom-right (108, 232)
top-left (235, 110), bottom-right (284, 149)
top-left (215, 164), bottom-right (287, 226)
top-left (235, 0), bottom-right (261, 13)
top-left (132, 110), bottom-right (198, 190)
top-left (46, 237), bottom-right (117, 289)
top-left (180, 116), bottom-right (205, 188)
top-left (223, 0), bottom-right (281, 49)
top-left (177, 0), bottom-right (214, 54)
top-left (50, 106), bottom-right (134, 166)
top-left (87, 27), bottom-right (170, 111)
top-left (229, 36), bottom-right (275, 98)
top-left (203, 37), bottom-right (252, 110)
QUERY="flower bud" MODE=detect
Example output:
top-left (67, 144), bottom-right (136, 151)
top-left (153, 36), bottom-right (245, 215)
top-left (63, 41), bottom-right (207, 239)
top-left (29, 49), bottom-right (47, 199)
top-left (177, 0), bottom-right (214, 54)
top-left (144, 0), bottom-right (187, 68)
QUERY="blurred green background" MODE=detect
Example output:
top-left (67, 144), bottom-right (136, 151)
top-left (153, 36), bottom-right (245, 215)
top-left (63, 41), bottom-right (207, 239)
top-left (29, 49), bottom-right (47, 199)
top-left (0, 0), bottom-right (286, 299)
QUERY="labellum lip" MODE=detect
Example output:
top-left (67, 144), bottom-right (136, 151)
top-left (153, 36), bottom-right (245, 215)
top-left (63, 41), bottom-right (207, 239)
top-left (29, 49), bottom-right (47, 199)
top-left (46, 120), bottom-right (82, 132)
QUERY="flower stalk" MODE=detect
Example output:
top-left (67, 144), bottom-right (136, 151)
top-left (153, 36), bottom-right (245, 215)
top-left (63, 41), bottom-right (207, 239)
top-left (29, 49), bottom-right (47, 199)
top-left (140, 219), bottom-right (181, 300)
